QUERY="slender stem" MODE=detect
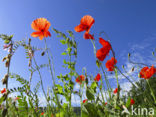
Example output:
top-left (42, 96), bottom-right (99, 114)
top-left (101, 64), bottom-right (112, 99)
top-left (33, 57), bottom-right (52, 110)
top-left (146, 79), bottom-right (156, 104)
top-left (116, 67), bottom-right (137, 88)
top-left (44, 39), bottom-right (56, 84)
top-left (44, 39), bottom-right (61, 108)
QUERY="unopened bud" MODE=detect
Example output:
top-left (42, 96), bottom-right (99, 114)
top-left (41, 51), bottom-right (45, 56)
top-left (152, 52), bottom-right (155, 56)
top-left (128, 53), bottom-right (131, 58)
top-left (131, 67), bottom-right (135, 72)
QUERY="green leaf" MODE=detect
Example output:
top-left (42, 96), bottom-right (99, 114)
top-left (84, 103), bottom-right (98, 117)
top-left (86, 88), bottom-right (95, 100)
top-left (0, 96), bottom-right (5, 105)
top-left (60, 40), bottom-right (66, 44)
top-left (55, 84), bottom-right (63, 94)
top-left (67, 30), bottom-right (74, 38)
top-left (91, 82), bottom-right (97, 91)
top-left (4, 39), bottom-right (10, 44)
top-left (126, 97), bottom-right (131, 107)
top-left (61, 52), bottom-right (67, 55)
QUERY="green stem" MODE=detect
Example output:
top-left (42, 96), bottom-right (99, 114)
top-left (101, 64), bottom-right (112, 99)
top-left (44, 39), bottom-right (61, 108)
top-left (33, 57), bottom-right (52, 111)
top-left (146, 79), bottom-right (156, 104)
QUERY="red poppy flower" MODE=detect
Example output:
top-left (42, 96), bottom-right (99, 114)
top-left (75, 75), bottom-right (85, 84)
top-left (96, 38), bottom-right (111, 61)
top-left (113, 88), bottom-right (118, 94)
top-left (140, 65), bottom-right (156, 79)
top-left (75, 15), bottom-right (95, 33)
top-left (94, 73), bottom-right (101, 81)
top-left (31, 18), bottom-right (51, 40)
top-left (1, 88), bottom-right (6, 94)
top-left (41, 112), bottom-right (44, 115)
top-left (105, 102), bottom-right (107, 105)
top-left (83, 32), bottom-right (94, 40)
top-left (130, 99), bottom-right (135, 105)
top-left (105, 57), bottom-right (117, 71)
top-left (83, 99), bottom-right (87, 103)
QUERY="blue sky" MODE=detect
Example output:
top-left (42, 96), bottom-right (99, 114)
top-left (0, 0), bottom-right (156, 105)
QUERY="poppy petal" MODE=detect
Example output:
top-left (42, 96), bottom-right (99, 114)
top-left (31, 32), bottom-right (42, 38)
top-left (99, 38), bottom-right (111, 48)
top-left (75, 24), bottom-right (85, 32)
top-left (80, 15), bottom-right (95, 29)
top-left (83, 32), bottom-right (94, 40)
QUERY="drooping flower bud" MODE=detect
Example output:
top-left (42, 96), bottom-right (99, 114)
top-left (41, 51), bottom-right (45, 56)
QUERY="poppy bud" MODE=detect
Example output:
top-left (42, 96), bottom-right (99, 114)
top-left (41, 51), bottom-right (45, 56)
top-left (131, 67), bottom-right (135, 72)
top-left (96, 60), bottom-right (101, 68)
top-left (85, 78), bottom-right (88, 84)
top-left (128, 53), bottom-right (131, 59)
top-left (122, 65), bottom-right (124, 69)
top-left (2, 74), bottom-right (8, 85)
top-left (152, 52), bottom-right (155, 56)
top-left (28, 38), bottom-right (31, 45)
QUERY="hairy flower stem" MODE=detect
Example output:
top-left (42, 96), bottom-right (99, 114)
top-left (116, 67), bottom-right (138, 88)
top-left (44, 39), bottom-right (61, 108)
top-left (90, 39), bottom-right (111, 100)
top-left (33, 57), bottom-right (53, 113)
top-left (101, 64), bottom-right (112, 99)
